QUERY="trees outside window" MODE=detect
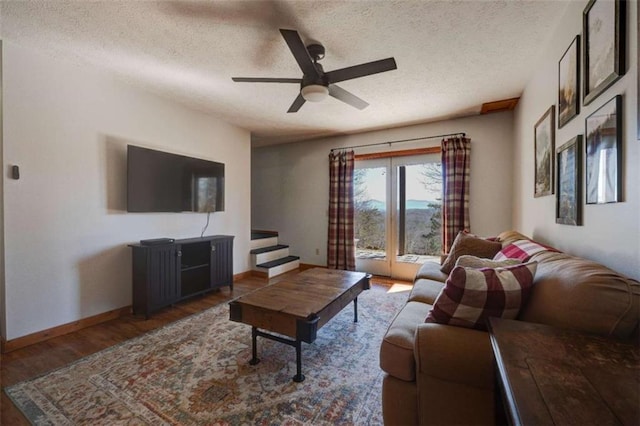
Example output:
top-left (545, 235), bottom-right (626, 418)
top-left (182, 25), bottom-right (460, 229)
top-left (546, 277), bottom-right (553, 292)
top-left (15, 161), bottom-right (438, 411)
top-left (354, 162), bottom-right (442, 257)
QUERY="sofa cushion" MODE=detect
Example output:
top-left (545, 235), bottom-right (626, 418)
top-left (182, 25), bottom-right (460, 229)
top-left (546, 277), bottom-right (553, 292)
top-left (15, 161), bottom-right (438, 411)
top-left (415, 261), bottom-right (449, 282)
top-left (440, 231), bottom-right (502, 274)
top-left (494, 239), bottom-right (558, 262)
top-left (410, 261), bottom-right (447, 304)
top-left (380, 301), bottom-right (433, 382)
top-left (409, 278), bottom-right (445, 305)
top-left (425, 262), bottom-right (538, 330)
top-left (520, 250), bottom-right (640, 339)
top-left (455, 255), bottom-right (521, 269)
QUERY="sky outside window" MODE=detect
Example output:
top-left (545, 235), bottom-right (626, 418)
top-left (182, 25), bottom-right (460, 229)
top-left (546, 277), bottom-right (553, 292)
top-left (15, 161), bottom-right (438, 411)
top-left (358, 166), bottom-right (441, 203)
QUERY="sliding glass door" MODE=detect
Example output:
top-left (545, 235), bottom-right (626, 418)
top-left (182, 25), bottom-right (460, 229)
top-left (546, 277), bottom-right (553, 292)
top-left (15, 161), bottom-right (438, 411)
top-left (355, 154), bottom-right (442, 280)
top-left (354, 159), bottom-right (390, 276)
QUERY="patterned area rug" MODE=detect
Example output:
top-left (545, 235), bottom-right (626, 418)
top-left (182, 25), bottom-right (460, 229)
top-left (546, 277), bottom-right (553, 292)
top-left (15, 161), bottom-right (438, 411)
top-left (5, 287), bottom-right (407, 425)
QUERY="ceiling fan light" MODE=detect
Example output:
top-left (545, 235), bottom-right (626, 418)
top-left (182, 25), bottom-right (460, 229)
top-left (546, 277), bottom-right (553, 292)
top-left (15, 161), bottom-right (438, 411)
top-left (301, 84), bottom-right (329, 102)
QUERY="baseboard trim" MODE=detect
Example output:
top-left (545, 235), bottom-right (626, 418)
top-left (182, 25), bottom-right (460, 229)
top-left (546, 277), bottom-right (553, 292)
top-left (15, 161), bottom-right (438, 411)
top-left (233, 270), bottom-right (253, 281)
top-left (300, 263), bottom-right (326, 270)
top-left (1, 306), bottom-right (131, 353)
top-left (1, 271), bottom-right (292, 353)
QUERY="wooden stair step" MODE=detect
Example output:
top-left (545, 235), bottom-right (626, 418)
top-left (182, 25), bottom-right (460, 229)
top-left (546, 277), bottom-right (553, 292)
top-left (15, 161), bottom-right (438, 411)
top-left (251, 231), bottom-right (279, 240)
top-left (250, 244), bottom-right (289, 255)
top-left (256, 256), bottom-right (300, 269)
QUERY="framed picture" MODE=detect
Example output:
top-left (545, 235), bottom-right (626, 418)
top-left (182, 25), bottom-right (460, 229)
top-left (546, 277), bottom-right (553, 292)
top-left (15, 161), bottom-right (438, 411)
top-left (534, 106), bottom-right (555, 197)
top-left (585, 95), bottom-right (622, 204)
top-left (582, 0), bottom-right (626, 105)
top-left (556, 136), bottom-right (582, 226)
top-left (558, 35), bottom-right (580, 128)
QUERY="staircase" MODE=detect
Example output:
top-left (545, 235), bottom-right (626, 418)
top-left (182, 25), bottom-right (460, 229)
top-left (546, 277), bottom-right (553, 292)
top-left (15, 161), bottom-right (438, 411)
top-left (251, 231), bottom-right (300, 278)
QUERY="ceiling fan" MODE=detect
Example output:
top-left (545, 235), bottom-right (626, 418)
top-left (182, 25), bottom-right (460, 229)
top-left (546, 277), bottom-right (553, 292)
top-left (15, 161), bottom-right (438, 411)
top-left (232, 29), bottom-right (397, 113)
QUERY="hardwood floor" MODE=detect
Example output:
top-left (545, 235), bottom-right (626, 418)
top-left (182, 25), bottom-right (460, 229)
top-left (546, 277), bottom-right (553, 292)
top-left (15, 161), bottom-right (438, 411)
top-left (0, 270), bottom-right (405, 424)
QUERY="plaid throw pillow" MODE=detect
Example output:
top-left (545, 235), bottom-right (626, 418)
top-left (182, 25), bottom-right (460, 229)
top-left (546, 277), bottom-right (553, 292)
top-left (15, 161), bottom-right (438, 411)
top-left (493, 239), bottom-right (557, 262)
top-left (425, 262), bottom-right (538, 330)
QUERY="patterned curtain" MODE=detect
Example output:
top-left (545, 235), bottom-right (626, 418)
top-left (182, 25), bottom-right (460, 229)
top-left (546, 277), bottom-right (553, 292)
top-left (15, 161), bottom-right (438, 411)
top-left (327, 150), bottom-right (356, 270)
top-left (441, 137), bottom-right (471, 253)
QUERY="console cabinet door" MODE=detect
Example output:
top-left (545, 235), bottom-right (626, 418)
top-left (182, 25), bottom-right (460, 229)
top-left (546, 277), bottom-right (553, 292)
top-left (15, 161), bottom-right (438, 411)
top-left (132, 245), bottom-right (179, 317)
top-left (148, 245), bottom-right (180, 309)
top-left (210, 237), bottom-right (233, 289)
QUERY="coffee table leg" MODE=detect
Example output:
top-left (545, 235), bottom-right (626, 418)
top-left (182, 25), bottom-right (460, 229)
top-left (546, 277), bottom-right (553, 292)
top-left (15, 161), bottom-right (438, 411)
top-left (249, 326), bottom-right (260, 365)
top-left (354, 297), bottom-right (358, 323)
top-left (293, 339), bottom-right (305, 382)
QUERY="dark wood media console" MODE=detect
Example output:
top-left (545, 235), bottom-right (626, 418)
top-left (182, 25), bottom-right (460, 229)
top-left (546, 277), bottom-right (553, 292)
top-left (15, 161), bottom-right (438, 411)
top-left (129, 235), bottom-right (234, 318)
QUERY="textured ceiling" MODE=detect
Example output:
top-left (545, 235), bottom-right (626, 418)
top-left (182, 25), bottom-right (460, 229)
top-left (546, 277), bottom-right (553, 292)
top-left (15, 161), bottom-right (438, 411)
top-left (0, 0), bottom-right (569, 146)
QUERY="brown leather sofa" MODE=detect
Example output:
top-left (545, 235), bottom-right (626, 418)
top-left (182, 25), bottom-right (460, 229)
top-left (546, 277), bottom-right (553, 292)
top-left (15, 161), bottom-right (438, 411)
top-left (379, 230), bottom-right (640, 425)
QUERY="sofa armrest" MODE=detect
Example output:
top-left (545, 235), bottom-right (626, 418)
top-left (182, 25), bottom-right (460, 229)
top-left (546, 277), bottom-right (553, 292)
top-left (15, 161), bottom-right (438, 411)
top-left (414, 322), bottom-right (494, 389)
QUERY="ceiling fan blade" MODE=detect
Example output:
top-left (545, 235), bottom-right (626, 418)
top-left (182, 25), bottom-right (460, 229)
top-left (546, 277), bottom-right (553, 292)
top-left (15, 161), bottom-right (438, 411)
top-left (329, 85), bottom-right (369, 110)
top-left (287, 93), bottom-right (306, 113)
top-left (279, 29), bottom-right (320, 79)
top-left (232, 77), bottom-right (302, 83)
top-left (326, 58), bottom-right (397, 84)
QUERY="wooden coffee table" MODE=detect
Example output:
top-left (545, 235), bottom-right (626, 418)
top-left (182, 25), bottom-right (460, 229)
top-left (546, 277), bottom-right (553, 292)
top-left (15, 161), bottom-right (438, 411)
top-left (229, 268), bottom-right (370, 382)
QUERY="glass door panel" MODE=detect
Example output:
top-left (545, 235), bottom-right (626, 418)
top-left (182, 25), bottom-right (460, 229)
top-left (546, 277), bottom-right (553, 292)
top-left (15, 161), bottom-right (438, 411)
top-left (354, 160), bottom-right (390, 276)
top-left (391, 158), bottom-right (442, 280)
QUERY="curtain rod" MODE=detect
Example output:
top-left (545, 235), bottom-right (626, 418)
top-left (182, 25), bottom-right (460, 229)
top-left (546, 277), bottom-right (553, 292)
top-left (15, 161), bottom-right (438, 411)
top-left (329, 132), bottom-right (466, 152)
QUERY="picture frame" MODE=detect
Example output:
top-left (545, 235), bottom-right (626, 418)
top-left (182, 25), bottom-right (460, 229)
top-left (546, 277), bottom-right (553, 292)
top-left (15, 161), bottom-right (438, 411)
top-left (558, 35), bottom-right (580, 128)
top-left (556, 136), bottom-right (582, 226)
top-left (585, 95), bottom-right (622, 204)
top-left (582, 0), bottom-right (626, 106)
top-left (534, 106), bottom-right (555, 197)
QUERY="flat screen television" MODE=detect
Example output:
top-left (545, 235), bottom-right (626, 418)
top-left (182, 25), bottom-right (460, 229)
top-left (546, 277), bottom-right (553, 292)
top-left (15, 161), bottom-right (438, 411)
top-left (127, 145), bottom-right (225, 213)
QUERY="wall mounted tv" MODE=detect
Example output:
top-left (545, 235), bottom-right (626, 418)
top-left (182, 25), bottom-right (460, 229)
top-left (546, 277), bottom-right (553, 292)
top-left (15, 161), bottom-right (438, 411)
top-left (127, 145), bottom-right (225, 213)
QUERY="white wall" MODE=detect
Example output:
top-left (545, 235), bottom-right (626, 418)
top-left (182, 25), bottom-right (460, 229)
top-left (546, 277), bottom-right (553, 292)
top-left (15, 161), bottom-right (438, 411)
top-left (2, 42), bottom-right (251, 340)
top-left (252, 111), bottom-right (514, 267)
top-left (513, 0), bottom-right (638, 280)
